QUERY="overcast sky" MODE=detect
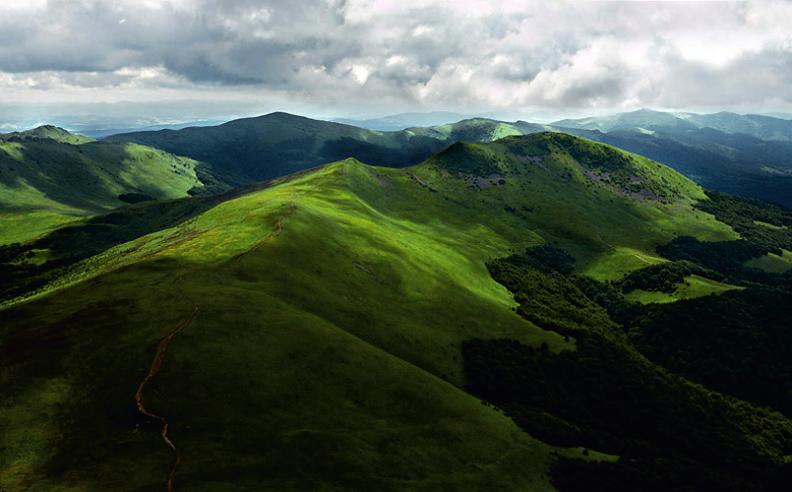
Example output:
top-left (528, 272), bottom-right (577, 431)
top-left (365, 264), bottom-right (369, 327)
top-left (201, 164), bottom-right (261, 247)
top-left (2, 0), bottom-right (792, 128)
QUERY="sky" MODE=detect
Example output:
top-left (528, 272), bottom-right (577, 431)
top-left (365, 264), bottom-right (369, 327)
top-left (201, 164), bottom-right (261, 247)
top-left (2, 0), bottom-right (792, 129)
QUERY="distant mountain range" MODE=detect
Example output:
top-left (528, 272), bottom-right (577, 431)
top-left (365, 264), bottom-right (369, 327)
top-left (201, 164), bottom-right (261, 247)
top-left (78, 120), bottom-right (227, 138)
top-left (551, 109), bottom-right (792, 206)
top-left (105, 109), bottom-right (792, 207)
top-left (332, 111), bottom-right (470, 130)
top-left (554, 108), bottom-right (792, 142)
top-left (4, 107), bottom-right (792, 247)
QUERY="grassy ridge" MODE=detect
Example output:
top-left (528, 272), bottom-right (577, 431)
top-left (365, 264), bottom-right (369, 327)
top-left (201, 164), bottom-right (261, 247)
top-left (0, 134), bottom-right (745, 490)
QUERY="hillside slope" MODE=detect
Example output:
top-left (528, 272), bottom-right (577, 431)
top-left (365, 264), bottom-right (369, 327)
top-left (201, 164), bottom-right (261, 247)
top-left (107, 113), bottom-right (557, 182)
top-left (1, 134), bottom-right (767, 491)
top-left (583, 128), bottom-right (792, 207)
top-left (0, 129), bottom-right (226, 244)
top-left (107, 112), bottom-right (452, 182)
top-left (108, 111), bottom-right (792, 207)
top-left (1, 125), bottom-right (96, 145)
top-left (551, 110), bottom-right (792, 207)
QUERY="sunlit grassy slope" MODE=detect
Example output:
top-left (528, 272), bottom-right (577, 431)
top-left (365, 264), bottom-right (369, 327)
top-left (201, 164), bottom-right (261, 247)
top-left (745, 249), bottom-right (792, 273)
top-left (625, 274), bottom-right (744, 304)
top-left (0, 125), bottom-right (95, 145)
top-left (407, 117), bottom-right (534, 142)
top-left (1, 134), bottom-right (735, 490)
top-left (0, 131), bottom-right (223, 244)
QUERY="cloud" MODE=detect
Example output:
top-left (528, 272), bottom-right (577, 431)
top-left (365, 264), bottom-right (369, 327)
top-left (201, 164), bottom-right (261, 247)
top-left (1, 0), bottom-right (792, 118)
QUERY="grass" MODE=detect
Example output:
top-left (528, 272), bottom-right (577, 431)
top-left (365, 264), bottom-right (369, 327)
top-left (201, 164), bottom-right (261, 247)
top-left (0, 135), bottom-right (741, 490)
top-left (0, 139), bottom-right (215, 245)
top-left (0, 209), bottom-right (82, 245)
top-left (625, 274), bottom-right (743, 304)
top-left (0, 125), bottom-right (94, 145)
top-left (745, 249), bottom-right (792, 273)
top-left (753, 219), bottom-right (787, 230)
top-left (583, 247), bottom-right (669, 281)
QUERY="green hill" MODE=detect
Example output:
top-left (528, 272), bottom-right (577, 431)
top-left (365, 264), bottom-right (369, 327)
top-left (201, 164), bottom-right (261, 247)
top-left (552, 109), bottom-right (697, 133)
top-left (551, 110), bottom-right (792, 207)
top-left (107, 113), bottom-right (557, 183)
top-left (1, 116), bottom-right (542, 247)
top-left (107, 111), bottom-right (792, 208)
top-left (0, 129), bottom-right (227, 244)
top-left (1, 125), bottom-right (95, 145)
top-left (7, 134), bottom-right (787, 491)
top-left (106, 112), bottom-right (452, 182)
top-left (406, 117), bottom-right (534, 142)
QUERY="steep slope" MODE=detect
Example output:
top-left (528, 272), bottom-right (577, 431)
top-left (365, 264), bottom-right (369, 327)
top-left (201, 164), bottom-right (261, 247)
top-left (1, 134), bottom-right (758, 491)
top-left (586, 127), bottom-right (792, 207)
top-left (551, 111), bottom-right (792, 207)
top-left (0, 130), bottom-right (226, 244)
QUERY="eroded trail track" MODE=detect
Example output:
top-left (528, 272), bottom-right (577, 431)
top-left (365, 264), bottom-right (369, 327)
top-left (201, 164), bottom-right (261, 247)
top-left (135, 304), bottom-right (200, 492)
top-left (232, 203), bottom-right (296, 261)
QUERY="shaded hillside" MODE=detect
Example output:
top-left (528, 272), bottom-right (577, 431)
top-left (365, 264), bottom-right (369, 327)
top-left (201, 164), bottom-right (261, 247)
top-left (551, 110), bottom-right (792, 207)
top-left (108, 111), bottom-right (792, 207)
top-left (107, 113), bottom-right (557, 183)
top-left (589, 128), bottom-right (792, 207)
top-left (466, 243), bottom-right (792, 491)
top-left (0, 129), bottom-right (227, 244)
top-left (107, 112), bottom-right (451, 182)
top-left (0, 135), bottom-right (749, 491)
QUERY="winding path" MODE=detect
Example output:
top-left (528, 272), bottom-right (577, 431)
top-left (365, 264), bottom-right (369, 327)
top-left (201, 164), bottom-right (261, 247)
top-left (135, 303), bottom-right (200, 492)
top-left (232, 203), bottom-right (295, 261)
top-left (134, 202), bottom-right (293, 489)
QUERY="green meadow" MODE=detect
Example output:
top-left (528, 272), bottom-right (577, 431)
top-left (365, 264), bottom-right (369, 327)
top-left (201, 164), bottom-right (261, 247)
top-left (5, 132), bottom-right (783, 491)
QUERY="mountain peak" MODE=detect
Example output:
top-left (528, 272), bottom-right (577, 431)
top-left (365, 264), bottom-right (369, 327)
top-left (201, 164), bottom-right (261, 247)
top-left (0, 125), bottom-right (93, 144)
top-left (426, 131), bottom-right (703, 204)
top-left (630, 108), bottom-right (664, 114)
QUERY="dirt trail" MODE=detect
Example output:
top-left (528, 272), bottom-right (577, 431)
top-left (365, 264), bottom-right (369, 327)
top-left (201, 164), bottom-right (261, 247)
top-left (135, 303), bottom-right (199, 492)
top-left (233, 218), bottom-right (284, 261)
top-left (233, 203), bottom-right (296, 261)
top-left (133, 202), bottom-right (293, 489)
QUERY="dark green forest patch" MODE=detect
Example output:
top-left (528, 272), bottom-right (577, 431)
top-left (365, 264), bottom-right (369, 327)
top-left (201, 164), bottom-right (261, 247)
top-left (463, 245), bottom-right (792, 491)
